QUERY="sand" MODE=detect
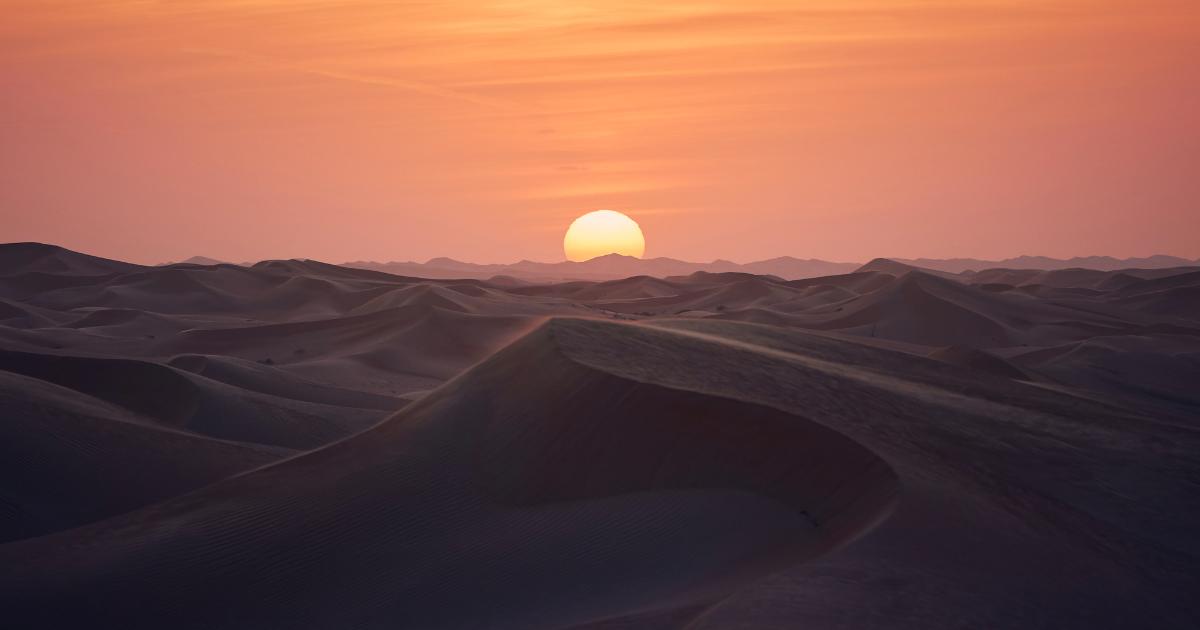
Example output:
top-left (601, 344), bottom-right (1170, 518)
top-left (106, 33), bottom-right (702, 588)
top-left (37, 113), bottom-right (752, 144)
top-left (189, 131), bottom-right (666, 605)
top-left (1, 242), bottom-right (1198, 628)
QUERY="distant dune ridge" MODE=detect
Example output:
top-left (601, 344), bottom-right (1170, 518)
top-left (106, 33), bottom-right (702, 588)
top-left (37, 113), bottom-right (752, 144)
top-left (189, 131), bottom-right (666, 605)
top-left (337, 252), bottom-right (1200, 282)
top-left (153, 249), bottom-right (1200, 282)
top-left (2, 242), bottom-right (1200, 628)
top-left (160, 255), bottom-right (230, 266)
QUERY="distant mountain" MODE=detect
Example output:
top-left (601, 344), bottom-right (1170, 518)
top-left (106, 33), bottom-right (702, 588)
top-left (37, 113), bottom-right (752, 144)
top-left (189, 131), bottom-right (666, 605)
top-left (12, 242), bottom-right (1191, 282)
top-left (344, 253), bottom-right (1198, 282)
top-left (894, 254), bottom-right (1199, 274)
top-left (345, 254), bottom-right (861, 282)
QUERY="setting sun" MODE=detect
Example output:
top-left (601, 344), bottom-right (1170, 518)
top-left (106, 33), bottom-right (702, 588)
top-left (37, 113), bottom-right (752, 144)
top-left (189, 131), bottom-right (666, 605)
top-left (563, 210), bottom-right (646, 262)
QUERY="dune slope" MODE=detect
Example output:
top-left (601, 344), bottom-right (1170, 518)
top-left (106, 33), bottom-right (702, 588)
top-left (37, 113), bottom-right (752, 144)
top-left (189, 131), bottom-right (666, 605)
top-left (0, 319), bottom-right (900, 629)
top-left (0, 371), bottom-right (282, 544)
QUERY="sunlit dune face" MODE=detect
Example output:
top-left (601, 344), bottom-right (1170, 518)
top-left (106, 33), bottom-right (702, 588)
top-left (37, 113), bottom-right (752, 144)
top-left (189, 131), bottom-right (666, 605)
top-left (563, 210), bottom-right (646, 262)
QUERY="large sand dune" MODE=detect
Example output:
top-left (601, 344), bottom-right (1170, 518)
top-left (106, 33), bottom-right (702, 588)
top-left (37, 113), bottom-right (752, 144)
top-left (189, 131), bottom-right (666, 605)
top-left (0, 319), bottom-right (906, 628)
top-left (1, 242), bottom-right (1198, 627)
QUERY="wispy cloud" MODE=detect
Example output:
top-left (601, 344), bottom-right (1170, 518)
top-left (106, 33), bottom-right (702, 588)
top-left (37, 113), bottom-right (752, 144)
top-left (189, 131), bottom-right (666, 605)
top-left (182, 47), bottom-right (529, 112)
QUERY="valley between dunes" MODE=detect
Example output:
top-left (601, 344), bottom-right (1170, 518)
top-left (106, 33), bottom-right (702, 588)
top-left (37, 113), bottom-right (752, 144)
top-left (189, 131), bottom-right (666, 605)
top-left (2, 242), bottom-right (1198, 628)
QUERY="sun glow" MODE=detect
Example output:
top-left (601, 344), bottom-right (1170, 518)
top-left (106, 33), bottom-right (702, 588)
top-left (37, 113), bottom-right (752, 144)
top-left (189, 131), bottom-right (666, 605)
top-left (563, 210), bottom-right (646, 262)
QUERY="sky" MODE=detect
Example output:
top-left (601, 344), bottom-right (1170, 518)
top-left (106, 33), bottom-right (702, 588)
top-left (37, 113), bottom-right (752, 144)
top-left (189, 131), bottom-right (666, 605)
top-left (2, 0), bottom-right (1198, 264)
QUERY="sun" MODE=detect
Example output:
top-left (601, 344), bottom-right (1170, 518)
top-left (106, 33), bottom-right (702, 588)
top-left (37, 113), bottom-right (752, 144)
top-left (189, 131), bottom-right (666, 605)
top-left (563, 210), bottom-right (646, 262)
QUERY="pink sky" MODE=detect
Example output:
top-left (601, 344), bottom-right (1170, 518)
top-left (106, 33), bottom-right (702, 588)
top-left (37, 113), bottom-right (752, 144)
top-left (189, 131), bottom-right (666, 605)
top-left (3, 1), bottom-right (1198, 264)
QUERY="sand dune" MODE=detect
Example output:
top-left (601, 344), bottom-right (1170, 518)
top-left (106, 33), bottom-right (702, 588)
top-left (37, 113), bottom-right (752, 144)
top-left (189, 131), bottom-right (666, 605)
top-left (0, 319), bottom-right (902, 628)
top-left (3, 242), bottom-right (1197, 417)
top-left (0, 298), bottom-right (72, 329)
top-left (0, 242), bottom-right (143, 277)
top-left (570, 275), bottom-right (684, 301)
top-left (926, 344), bottom-right (1028, 379)
top-left (1107, 271), bottom-right (1200, 321)
top-left (168, 353), bottom-right (404, 411)
top-left (3, 243), bottom-right (1196, 411)
top-left (161, 304), bottom-right (539, 391)
top-left (2, 243), bottom-right (1199, 628)
top-left (0, 349), bottom-right (382, 449)
top-left (1009, 334), bottom-right (1200, 418)
top-left (0, 371), bottom-right (281, 544)
top-left (3, 317), bottom-right (1198, 628)
top-left (634, 318), bottom-right (1200, 627)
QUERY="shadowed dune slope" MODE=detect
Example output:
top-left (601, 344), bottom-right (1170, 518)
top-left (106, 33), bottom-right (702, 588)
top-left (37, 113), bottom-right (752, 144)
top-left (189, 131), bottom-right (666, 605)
top-left (0, 242), bottom-right (143, 277)
top-left (1009, 334), bottom-right (1200, 418)
top-left (0, 371), bottom-right (282, 544)
top-left (782, 270), bottom-right (1146, 348)
top-left (785, 271), bottom-right (1017, 346)
top-left (1113, 273), bottom-right (1200, 321)
top-left (623, 318), bottom-right (1200, 629)
top-left (0, 318), bottom-right (900, 629)
top-left (926, 344), bottom-right (1029, 379)
top-left (0, 298), bottom-right (72, 329)
top-left (161, 304), bottom-right (539, 389)
top-left (167, 354), bottom-right (405, 411)
top-left (0, 349), bottom-right (382, 449)
top-left (854, 258), bottom-right (959, 280)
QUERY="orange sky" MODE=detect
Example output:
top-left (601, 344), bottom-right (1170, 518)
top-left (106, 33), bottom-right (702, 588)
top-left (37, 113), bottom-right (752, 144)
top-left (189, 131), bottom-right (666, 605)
top-left (3, 0), bottom-right (1198, 264)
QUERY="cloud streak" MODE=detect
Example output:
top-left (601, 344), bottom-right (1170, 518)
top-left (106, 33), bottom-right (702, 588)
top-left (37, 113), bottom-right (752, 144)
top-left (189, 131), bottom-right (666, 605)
top-left (182, 48), bottom-right (529, 112)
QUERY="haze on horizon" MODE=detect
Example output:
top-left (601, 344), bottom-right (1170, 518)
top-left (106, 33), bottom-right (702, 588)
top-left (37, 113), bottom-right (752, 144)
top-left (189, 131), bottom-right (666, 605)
top-left (3, 0), bottom-right (1198, 266)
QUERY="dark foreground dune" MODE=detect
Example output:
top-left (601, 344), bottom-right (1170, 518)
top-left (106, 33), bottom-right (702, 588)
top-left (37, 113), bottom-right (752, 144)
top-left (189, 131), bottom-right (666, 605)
top-left (1, 318), bottom-right (899, 627)
top-left (4, 317), bottom-right (1198, 628)
top-left (2, 243), bottom-right (1199, 628)
top-left (0, 370), bottom-right (283, 544)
